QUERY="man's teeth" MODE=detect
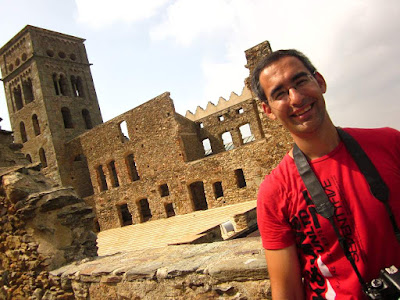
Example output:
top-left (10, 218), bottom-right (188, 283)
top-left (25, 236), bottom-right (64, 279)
top-left (294, 105), bottom-right (312, 116)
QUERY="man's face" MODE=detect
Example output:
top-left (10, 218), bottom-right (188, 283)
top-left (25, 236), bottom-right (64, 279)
top-left (259, 56), bottom-right (328, 137)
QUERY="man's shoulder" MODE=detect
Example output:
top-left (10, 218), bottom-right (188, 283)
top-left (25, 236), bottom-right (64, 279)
top-left (343, 127), bottom-right (399, 146)
top-left (259, 154), bottom-right (295, 192)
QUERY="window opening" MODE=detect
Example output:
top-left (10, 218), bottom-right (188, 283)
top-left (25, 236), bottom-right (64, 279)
top-left (213, 181), bottom-right (224, 198)
top-left (59, 74), bottom-right (69, 96)
top-left (61, 107), bottom-right (74, 128)
top-left (235, 169), bottom-right (246, 188)
top-left (22, 78), bottom-right (34, 103)
top-left (13, 86), bottom-right (23, 110)
top-left (94, 220), bottom-right (100, 232)
top-left (71, 75), bottom-right (85, 97)
top-left (82, 109), bottom-right (93, 129)
top-left (159, 184), bottom-right (170, 197)
top-left (108, 160), bottom-right (119, 187)
top-left (39, 148), bottom-right (47, 168)
top-left (53, 73), bottom-right (60, 95)
top-left (26, 154), bottom-right (32, 163)
top-left (199, 122), bottom-right (204, 128)
top-left (119, 121), bottom-right (130, 142)
top-left (237, 108), bottom-right (244, 114)
top-left (202, 138), bottom-right (212, 156)
top-left (32, 114), bottom-right (40, 135)
top-left (189, 181), bottom-right (208, 211)
top-left (138, 198), bottom-right (152, 223)
top-left (118, 203), bottom-right (132, 226)
top-left (126, 154), bottom-right (140, 181)
top-left (218, 115), bottom-right (225, 121)
top-left (165, 203), bottom-right (175, 218)
top-left (96, 165), bottom-right (108, 191)
top-left (239, 123), bottom-right (255, 144)
top-left (221, 131), bottom-right (234, 151)
top-left (20, 121), bottom-right (27, 143)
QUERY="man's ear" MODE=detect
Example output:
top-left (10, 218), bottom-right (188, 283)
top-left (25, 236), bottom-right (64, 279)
top-left (314, 72), bottom-right (327, 94)
top-left (262, 102), bottom-right (276, 120)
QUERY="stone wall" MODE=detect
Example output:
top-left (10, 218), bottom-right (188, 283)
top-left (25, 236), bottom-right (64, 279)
top-left (50, 237), bottom-right (271, 300)
top-left (0, 131), bottom-right (97, 299)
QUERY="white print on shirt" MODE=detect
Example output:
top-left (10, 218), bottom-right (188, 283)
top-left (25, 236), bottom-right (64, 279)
top-left (318, 256), bottom-right (336, 300)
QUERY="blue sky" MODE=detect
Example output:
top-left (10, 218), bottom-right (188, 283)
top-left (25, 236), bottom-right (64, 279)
top-left (1, 0), bottom-right (400, 130)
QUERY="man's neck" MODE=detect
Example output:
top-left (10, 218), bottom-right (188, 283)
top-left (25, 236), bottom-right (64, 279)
top-left (291, 122), bottom-right (340, 161)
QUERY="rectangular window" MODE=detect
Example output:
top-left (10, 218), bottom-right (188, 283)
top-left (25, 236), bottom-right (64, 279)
top-left (159, 184), bottom-right (170, 197)
top-left (108, 160), bottom-right (119, 187)
top-left (118, 203), bottom-right (132, 226)
top-left (235, 169), bottom-right (246, 188)
top-left (213, 181), bottom-right (224, 198)
top-left (96, 165), bottom-right (108, 191)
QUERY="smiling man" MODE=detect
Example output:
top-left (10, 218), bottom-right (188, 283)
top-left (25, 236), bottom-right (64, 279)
top-left (251, 50), bottom-right (400, 299)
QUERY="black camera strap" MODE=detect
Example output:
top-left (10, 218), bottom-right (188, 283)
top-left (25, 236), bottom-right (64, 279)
top-left (293, 127), bottom-right (400, 293)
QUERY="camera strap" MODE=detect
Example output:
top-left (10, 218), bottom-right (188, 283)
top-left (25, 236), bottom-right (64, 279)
top-left (293, 127), bottom-right (400, 292)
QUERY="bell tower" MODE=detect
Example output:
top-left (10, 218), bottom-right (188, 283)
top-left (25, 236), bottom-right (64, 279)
top-left (0, 25), bottom-right (103, 185)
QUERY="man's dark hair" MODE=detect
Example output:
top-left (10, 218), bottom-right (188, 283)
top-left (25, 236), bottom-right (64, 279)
top-left (250, 49), bottom-right (317, 104)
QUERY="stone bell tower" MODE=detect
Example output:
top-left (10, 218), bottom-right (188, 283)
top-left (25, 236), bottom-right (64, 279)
top-left (0, 25), bottom-right (103, 185)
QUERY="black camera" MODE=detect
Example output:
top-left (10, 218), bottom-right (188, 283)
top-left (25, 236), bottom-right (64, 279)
top-left (364, 266), bottom-right (400, 299)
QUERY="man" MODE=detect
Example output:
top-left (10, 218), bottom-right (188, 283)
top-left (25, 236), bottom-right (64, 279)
top-left (251, 50), bottom-right (400, 299)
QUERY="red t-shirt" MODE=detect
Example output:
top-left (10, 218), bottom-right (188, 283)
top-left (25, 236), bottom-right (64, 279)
top-left (257, 127), bottom-right (400, 299)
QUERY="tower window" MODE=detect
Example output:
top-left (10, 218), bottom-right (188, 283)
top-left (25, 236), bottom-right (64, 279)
top-left (82, 109), bottom-right (93, 129)
top-left (58, 74), bottom-right (69, 96)
top-left (61, 107), bottom-right (74, 128)
top-left (13, 85), bottom-right (23, 111)
top-left (53, 73), bottom-right (60, 95)
top-left (71, 75), bottom-right (85, 97)
top-left (26, 154), bottom-right (32, 163)
top-left (22, 78), bottom-right (34, 104)
top-left (39, 148), bottom-right (47, 168)
top-left (20, 121), bottom-right (27, 143)
top-left (32, 114), bottom-right (40, 135)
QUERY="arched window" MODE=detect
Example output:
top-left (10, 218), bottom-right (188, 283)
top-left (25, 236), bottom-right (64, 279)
top-left (53, 73), bottom-right (60, 95)
top-left (61, 107), bottom-right (74, 128)
top-left (71, 75), bottom-right (85, 97)
top-left (22, 78), bottom-right (34, 103)
top-left (19, 121), bottom-right (27, 143)
top-left (59, 74), bottom-right (69, 96)
top-left (39, 148), bottom-right (47, 168)
top-left (32, 114), bottom-right (40, 135)
top-left (82, 109), bottom-right (93, 129)
top-left (26, 154), bottom-right (32, 163)
top-left (13, 85), bottom-right (23, 111)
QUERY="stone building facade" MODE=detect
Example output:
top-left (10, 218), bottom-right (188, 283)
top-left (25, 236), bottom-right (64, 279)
top-left (0, 26), bottom-right (292, 232)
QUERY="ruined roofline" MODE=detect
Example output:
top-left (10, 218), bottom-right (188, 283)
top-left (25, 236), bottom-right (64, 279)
top-left (185, 85), bottom-right (252, 121)
top-left (0, 25), bottom-right (85, 56)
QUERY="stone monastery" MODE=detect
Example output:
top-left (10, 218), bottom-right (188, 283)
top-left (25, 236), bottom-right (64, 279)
top-left (0, 25), bottom-right (291, 232)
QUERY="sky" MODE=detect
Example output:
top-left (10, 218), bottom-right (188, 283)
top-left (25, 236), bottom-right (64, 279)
top-left (0, 0), bottom-right (399, 131)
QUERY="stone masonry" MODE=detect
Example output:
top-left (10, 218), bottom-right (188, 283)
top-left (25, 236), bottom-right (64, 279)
top-left (0, 26), bottom-right (292, 233)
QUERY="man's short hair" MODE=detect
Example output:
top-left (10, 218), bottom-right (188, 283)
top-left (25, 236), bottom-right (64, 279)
top-left (250, 49), bottom-right (317, 104)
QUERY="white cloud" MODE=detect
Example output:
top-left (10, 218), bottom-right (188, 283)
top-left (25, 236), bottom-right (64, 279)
top-left (75, 0), bottom-right (168, 28)
top-left (150, 0), bottom-right (236, 46)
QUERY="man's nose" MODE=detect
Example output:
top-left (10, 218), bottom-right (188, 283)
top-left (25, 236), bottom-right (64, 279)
top-left (288, 87), bottom-right (304, 105)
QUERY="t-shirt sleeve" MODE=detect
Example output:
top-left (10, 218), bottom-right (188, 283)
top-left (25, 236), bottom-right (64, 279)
top-left (257, 173), bottom-right (295, 250)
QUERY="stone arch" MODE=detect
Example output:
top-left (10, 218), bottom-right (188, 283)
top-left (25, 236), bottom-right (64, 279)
top-left (82, 109), bottom-right (93, 129)
top-left (39, 148), bottom-right (47, 168)
top-left (19, 121), bottom-right (27, 143)
top-left (61, 107), bottom-right (73, 128)
top-left (32, 114), bottom-right (40, 135)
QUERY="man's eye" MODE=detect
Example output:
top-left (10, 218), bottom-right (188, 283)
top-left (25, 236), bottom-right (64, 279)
top-left (295, 78), bottom-right (308, 86)
top-left (274, 91), bottom-right (286, 100)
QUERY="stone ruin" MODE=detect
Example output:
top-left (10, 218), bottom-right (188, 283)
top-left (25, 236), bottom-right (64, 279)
top-left (0, 26), bottom-right (292, 299)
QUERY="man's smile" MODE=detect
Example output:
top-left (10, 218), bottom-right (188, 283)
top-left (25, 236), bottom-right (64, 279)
top-left (291, 103), bottom-right (314, 117)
